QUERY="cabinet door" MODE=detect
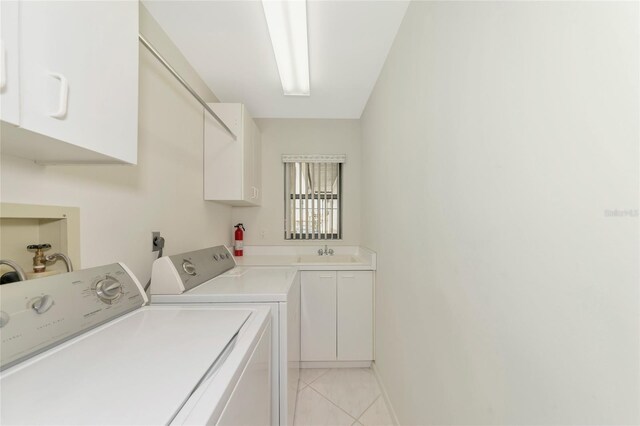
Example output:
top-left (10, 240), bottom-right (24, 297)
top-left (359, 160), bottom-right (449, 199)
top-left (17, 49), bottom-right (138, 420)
top-left (285, 273), bottom-right (300, 426)
top-left (252, 120), bottom-right (262, 205)
top-left (301, 271), bottom-right (337, 361)
top-left (242, 106), bottom-right (255, 204)
top-left (0, 0), bottom-right (20, 125)
top-left (19, 1), bottom-right (138, 163)
top-left (337, 271), bottom-right (373, 361)
top-left (205, 103), bottom-right (243, 202)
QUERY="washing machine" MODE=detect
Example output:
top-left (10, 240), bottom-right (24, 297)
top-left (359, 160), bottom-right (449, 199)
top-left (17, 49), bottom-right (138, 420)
top-left (0, 262), bottom-right (271, 425)
top-left (151, 245), bottom-right (300, 426)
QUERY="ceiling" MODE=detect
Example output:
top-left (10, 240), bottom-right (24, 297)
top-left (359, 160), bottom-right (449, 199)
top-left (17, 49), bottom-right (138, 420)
top-left (142, 0), bottom-right (409, 119)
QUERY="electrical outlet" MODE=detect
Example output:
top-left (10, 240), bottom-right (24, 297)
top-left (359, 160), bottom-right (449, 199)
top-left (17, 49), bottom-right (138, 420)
top-left (152, 232), bottom-right (161, 252)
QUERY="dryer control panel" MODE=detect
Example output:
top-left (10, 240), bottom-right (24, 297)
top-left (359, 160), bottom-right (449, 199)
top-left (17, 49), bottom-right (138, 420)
top-left (0, 263), bottom-right (146, 370)
top-left (150, 245), bottom-right (236, 295)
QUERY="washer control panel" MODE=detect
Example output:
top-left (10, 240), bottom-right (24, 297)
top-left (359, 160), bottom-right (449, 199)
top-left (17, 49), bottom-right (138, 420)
top-left (151, 246), bottom-right (235, 294)
top-left (0, 263), bottom-right (146, 370)
top-left (93, 275), bottom-right (124, 304)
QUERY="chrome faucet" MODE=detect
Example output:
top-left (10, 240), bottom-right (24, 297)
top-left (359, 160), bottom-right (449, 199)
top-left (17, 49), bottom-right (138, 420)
top-left (0, 259), bottom-right (27, 281)
top-left (45, 253), bottom-right (74, 272)
top-left (317, 245), bottom-right (335, 256)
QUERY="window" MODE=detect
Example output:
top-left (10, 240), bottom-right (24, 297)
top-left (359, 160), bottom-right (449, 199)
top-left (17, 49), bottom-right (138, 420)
top-left (283, 155), bottom-right (345, 240)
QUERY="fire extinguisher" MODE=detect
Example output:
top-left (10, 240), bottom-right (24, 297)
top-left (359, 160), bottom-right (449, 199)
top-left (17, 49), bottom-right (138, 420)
top-left (234, 223), bottom-right (245, 256)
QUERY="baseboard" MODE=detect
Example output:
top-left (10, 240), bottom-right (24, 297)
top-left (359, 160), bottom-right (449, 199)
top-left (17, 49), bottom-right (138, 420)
top-left (300, 361), bottom-right (371, 369)
top-left (371, 361), bottom-right (400, 426)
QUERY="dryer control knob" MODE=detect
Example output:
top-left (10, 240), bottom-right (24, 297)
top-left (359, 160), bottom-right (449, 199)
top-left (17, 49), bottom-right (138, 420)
top-left (95, 277), bottom-right (123, 304)
top-left (182, 260), bottom-right (196, 276)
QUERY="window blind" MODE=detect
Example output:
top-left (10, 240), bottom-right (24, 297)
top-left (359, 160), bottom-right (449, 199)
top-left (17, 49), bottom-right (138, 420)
top-left (283, 155), bottom-right (345, 240)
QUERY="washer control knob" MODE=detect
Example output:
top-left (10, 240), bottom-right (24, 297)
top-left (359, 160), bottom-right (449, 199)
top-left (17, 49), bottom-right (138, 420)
top-left (32, 295), bottom-right (54, 314)
top-left (213, 254), bottom-right (219, 261)
top-left (182, 260), bottom-right (196, 276)
top-left (95, 276), bottom-right (123, 304)
top-left (0, 311), bottom-right (10, 327)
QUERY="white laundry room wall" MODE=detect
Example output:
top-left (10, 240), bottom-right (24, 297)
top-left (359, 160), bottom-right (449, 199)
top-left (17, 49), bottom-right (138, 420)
top-left (361, 2), bottom-right (639, 425)
top-left (231, 118), bottom-right (362, 246)
top-left (0, 4), bottom-right (233, 284)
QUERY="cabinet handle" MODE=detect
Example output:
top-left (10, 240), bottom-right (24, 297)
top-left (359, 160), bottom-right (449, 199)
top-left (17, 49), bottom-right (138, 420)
top-left (319, 275), bottom-right (333, 279)
top-left (340, 275), bottom-right (355, 279)
top-left (48, 72), bottom-right (69, 119)
top-left (0, 40), bottom-right (6, 90)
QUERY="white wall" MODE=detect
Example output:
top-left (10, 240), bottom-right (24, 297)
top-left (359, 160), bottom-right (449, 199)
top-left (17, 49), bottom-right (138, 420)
top-left (0, 4), bottom-right (232, 284)
top-left (361, 2), bottom-right (639, 424)
top-left (232, 118), bottom-right (361, 246)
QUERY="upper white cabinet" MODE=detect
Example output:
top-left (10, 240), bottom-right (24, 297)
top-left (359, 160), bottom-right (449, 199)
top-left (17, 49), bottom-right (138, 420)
top-left (0, 1), bottom-right (138, 164)
top-left (204, 103), bottom-right (262, 206)
top-left (0, 1), bottom-right (20, 126)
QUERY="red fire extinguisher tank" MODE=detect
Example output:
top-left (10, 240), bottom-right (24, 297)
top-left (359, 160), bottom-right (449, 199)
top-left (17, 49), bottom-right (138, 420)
top-left (234, 223), bottom-right (245, 256)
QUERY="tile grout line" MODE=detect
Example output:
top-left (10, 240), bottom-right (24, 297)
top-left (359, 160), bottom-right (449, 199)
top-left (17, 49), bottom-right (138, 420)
top-left (356, 394), bottom-right (382, 424)
top-left (300, 368), bottom-right (330, 386)
top-left (370, 363), bottom-right (399, 426)
top-left (307, 369), bottom-right (382, 421)
top-left (295, 368), bottom-right (384, 426)
top-left (305, 383), bottom-right (360, 424)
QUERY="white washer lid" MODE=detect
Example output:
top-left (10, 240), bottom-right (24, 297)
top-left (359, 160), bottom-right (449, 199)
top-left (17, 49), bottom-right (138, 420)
top-left (0, 306), bottom-right (251, 425)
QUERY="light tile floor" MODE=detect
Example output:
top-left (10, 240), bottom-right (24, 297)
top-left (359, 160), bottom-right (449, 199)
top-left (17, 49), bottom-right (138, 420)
top-left (294, 368), bottom-right (394, 426)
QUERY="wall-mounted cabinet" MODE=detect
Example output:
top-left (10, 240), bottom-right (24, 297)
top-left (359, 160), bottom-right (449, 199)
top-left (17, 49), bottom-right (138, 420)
top-left (301, 271), bottom-right (374, 362)
top-left (1, 1), bottom-right (20, 127)
top-left (0, 1), bottom-right (138, 164)
top-left (204, 103), bottom-right (262, 206)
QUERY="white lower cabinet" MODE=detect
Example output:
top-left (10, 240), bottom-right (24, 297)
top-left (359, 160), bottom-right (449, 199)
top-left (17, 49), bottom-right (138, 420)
top-left (337, 271), bottom-right (374, 360)
top-left (301, 271), bottom-right (373, 362)
top-left (301, 271), bottom-right (337, 361)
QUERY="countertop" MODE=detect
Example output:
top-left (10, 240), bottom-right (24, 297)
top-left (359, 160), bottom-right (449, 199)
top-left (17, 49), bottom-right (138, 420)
top-left (233, 246), bottom-right (377, 271)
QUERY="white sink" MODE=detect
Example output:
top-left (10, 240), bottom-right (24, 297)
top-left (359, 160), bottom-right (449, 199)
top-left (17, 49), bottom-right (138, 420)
top-left (294, 255), bottom-right (364, 265)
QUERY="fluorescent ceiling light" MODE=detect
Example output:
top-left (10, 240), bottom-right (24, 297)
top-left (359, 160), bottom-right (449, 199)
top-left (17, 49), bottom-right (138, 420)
top-left (262, 0), bottom-right (310, 96)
